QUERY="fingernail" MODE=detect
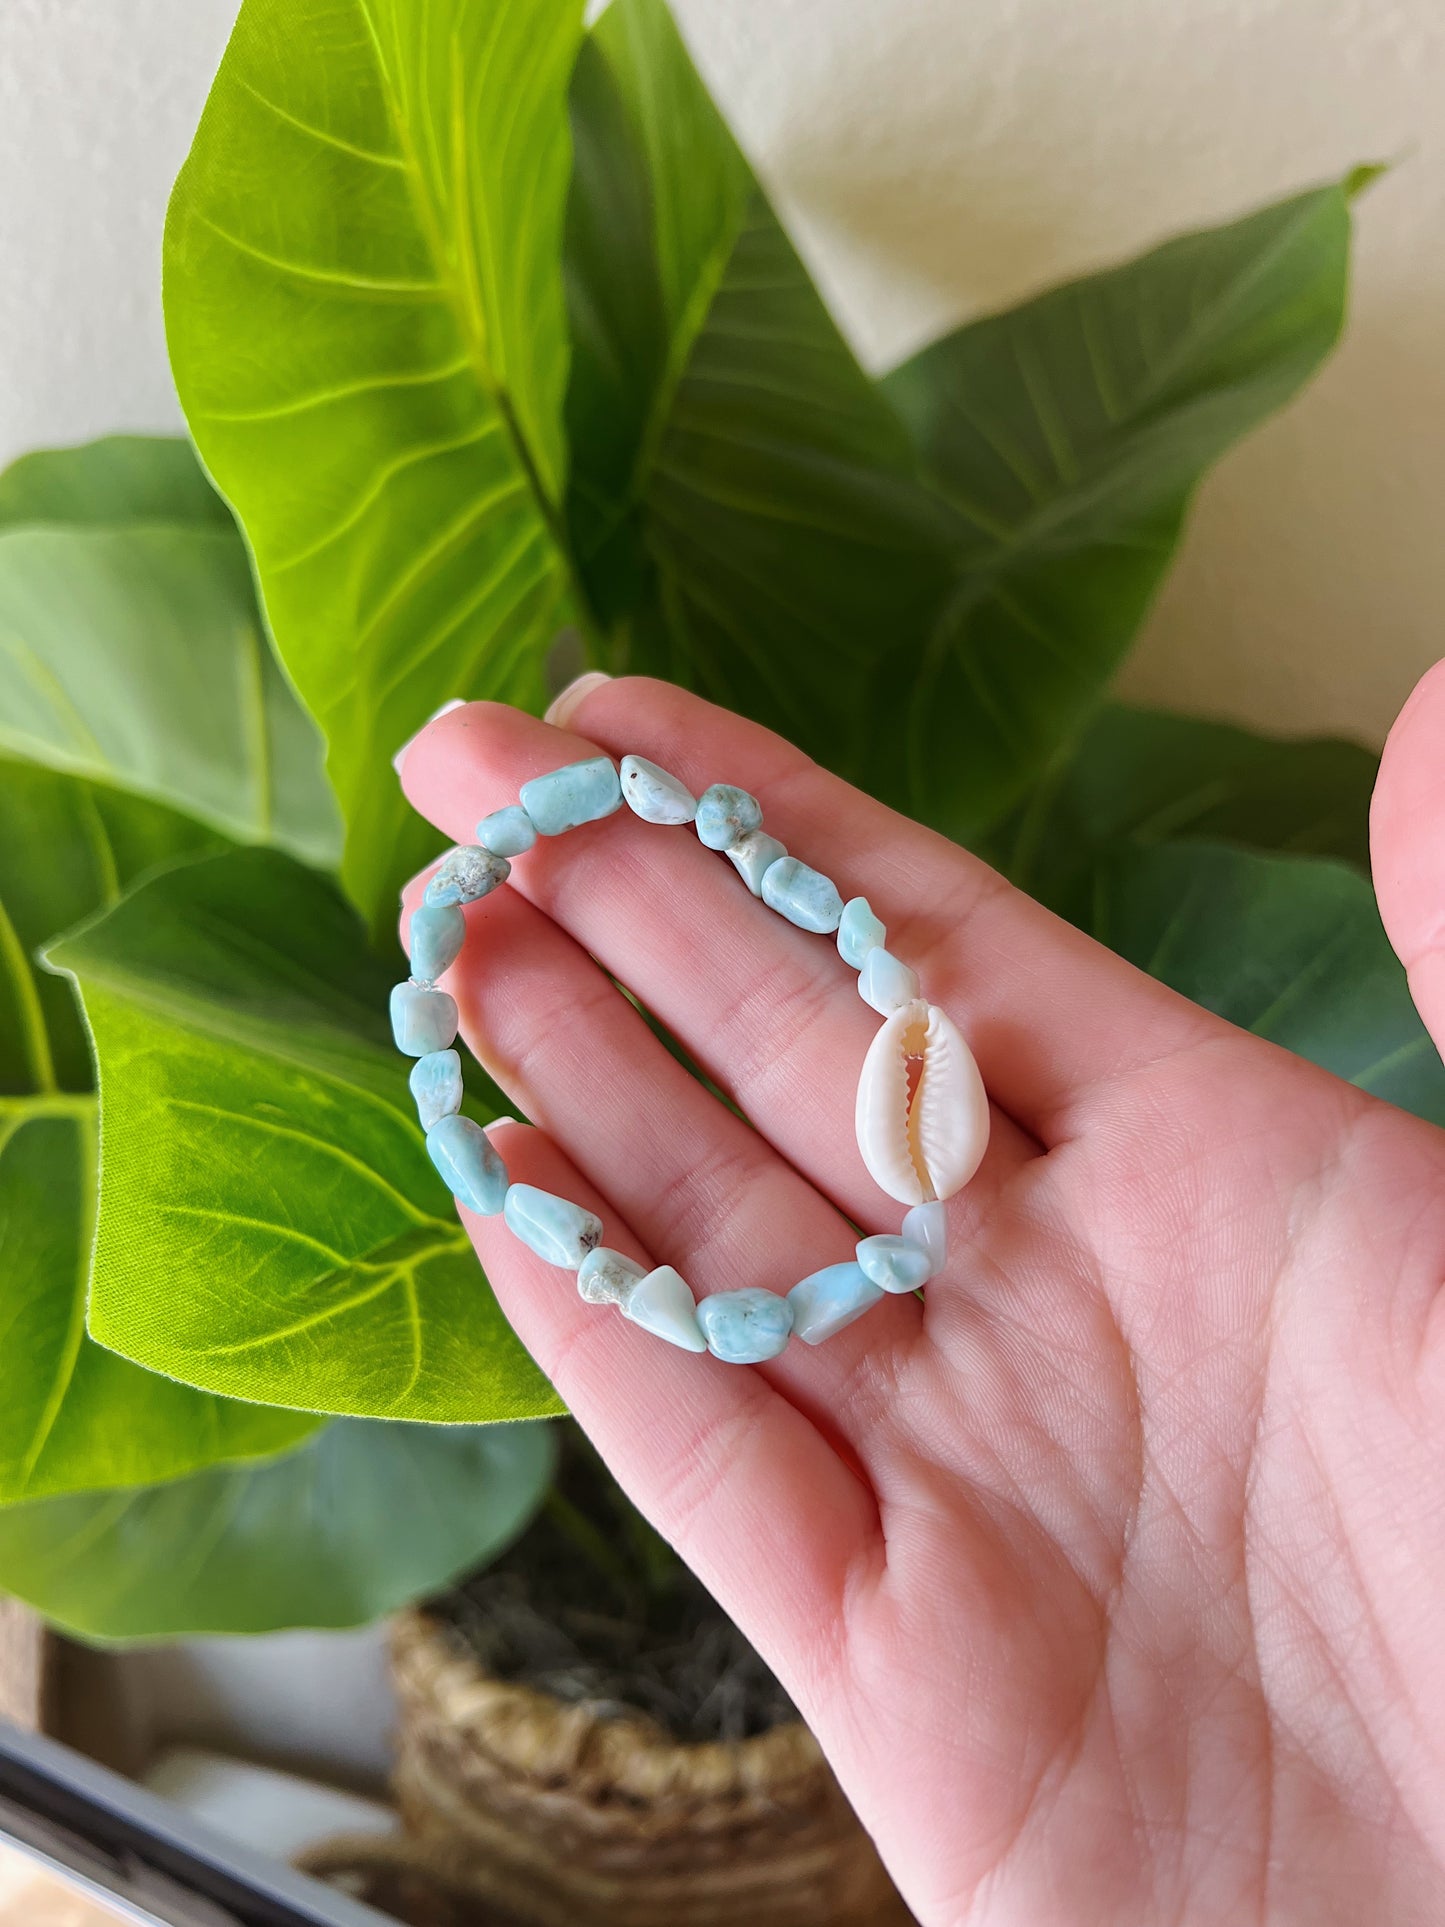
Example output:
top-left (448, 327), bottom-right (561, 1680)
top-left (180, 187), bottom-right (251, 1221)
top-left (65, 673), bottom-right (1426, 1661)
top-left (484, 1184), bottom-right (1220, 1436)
top-left (544, 670), bottom-right (612, 730)
top-left (392, 698), bottom-right (467, 775)
top-left (486, 1114), bottom-right (518, 1133)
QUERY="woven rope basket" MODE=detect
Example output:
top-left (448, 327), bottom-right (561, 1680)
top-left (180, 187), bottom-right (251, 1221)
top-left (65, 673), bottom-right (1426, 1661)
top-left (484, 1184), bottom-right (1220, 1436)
top-left (385, 1610), bottom-right (912, 1927)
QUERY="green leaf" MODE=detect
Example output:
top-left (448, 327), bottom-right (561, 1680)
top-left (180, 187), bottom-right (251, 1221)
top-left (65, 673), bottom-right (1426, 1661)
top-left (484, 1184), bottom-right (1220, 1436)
top-left (0, 1108), bottom-right (318, 1503)
top-left (880, 183), bottom-right (1356, 833)
top-left (0, 435), bottom-right (233, 533)
top-left (164, 0), bottom-right (586, 932)
top-left (565, 5), bottom-right (1352, 832)
top-left (0, 1416), bottom-right (554, 1642)
top-left (0, 760), bottom-right (317, 1502)
top-left (565, 0), bottom-right (950, 771)
top-left (987, 704), bottom-right (1379, 901)
top-left (0, 760), bottom-right (223, 1096)
top-left (1083, 841), bottom-right (1445, 1126)
top-left (0, 517), bottom-right (340, 869)
top-left (50, 844), bottom-right (562, 1424)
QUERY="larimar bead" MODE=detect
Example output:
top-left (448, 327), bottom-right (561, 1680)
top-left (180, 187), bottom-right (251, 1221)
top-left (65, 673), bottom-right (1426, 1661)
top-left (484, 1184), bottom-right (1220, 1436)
top-left (695, 784), bottom-right (762, 851)
top-left (902, 1201), bottom-right (948, 1275)
top-left (761, 856), bottom-right (844, 934)
top-left (409, 1049), bottom-right (463, 1130)
top-left (725, 829), bottom-right (787, 897)
top-left (837, 896), bottom-right (885, 969)
top-left (503, 1184), bottom-right (603, 1268)
top-left (407, 903), bottom-right (465, 983)
top-left (620, 755), bottom-right (697, 825)
top-left (859, 947), bottom-right (921, 1015)
top-left (696, 1288), bottom-right (793, 1363)
top-left (390, 982), bottom-right (458, 1055)
top-left (519, 756), bottom-right (621, 836)
top-left (425, 1114), bottom-right (508, 1214)
top-left (576, 1245), bottom-right (647, 1307)
top-left (856, 1234), bottom-right (931, 1294)
top-left (787, 1261), bottom-right (885, 1343)
top-left (476, 805), bottom-right (536, 857)
top-left (424, 846), bottom-right (510, 908)
top-left (622, 1265), bottom-right (708, 1352)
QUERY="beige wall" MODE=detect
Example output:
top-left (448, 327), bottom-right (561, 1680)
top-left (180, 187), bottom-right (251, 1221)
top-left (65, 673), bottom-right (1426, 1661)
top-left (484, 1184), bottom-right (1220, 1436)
top-left (2, 0), bottom-right (1440, 747)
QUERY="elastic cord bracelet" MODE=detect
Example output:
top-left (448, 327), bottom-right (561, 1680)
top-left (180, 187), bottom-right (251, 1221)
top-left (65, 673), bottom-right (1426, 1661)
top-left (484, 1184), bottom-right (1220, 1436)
top-left (390, 752), bottom-right (990, 1364)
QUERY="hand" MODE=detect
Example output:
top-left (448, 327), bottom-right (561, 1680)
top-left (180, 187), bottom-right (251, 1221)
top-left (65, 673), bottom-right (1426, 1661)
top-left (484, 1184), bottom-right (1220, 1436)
top-left (398, 668), bottom-right (1445, 1927)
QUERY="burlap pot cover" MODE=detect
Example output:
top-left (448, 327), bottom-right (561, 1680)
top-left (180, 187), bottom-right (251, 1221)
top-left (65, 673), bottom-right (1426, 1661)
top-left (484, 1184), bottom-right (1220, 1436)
top-left (297, 1833), bottom-right (505, 1927)
top-left (388, 1610), bottom-right (911, 1927)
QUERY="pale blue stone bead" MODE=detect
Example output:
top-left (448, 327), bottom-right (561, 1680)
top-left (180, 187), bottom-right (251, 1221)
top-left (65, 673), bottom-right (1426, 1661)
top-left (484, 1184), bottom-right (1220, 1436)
top-left (476, 804), bottom-right (537, 857)
top-left (622, 1265), bottom-right (709, 1352)
top-left (695, 784), bottom-right (762, 851)
top-left (407, 903), bottom-right (465, 984)
top-left (859, 947), bottom-right (921, 1015)
top-left (620, 755), bottom-right (697, 825)
top-left (902, 1201), bottom-right (948, 1275)
top-left (390, 981), bottom-right (458, 1056)
top-left (724, 829), bottom-right (787, 896)
top-left (787, 1262), bottom-right (886, 1344)
top-left (426, 1114), bottom-right (508, 1215)
top-left (424, 845), bottom-right (510, 908)
top-left (761, 856), bottom-right (844, 934)
top-left (856, 1234), bottom-right (931, 1294)
top-left (696, 1288), bottom-right (793, 1363)
top-left (837, 896), bottom-right (886, 969)
top-left (409, 1049), bottom-right (463, 1130)
top-left (519, 756), bottom-right (621, 836)
top-left (576, 1245), bottom-right (647, 1307)
top-left (503, 1184), bottom-right (603, 1269)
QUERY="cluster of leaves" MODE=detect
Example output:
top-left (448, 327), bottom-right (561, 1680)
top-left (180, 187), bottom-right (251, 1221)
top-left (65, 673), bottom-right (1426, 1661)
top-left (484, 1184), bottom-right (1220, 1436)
top-left (0, 0), bottom-right (1439, 1643)
top-left (0, 439), bottom-right (553, 1640)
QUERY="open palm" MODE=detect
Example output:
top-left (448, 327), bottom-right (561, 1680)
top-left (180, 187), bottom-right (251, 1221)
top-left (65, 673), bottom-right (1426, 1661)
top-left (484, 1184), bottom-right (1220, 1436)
top-left (399, 668), bottom-right (1445, 1927)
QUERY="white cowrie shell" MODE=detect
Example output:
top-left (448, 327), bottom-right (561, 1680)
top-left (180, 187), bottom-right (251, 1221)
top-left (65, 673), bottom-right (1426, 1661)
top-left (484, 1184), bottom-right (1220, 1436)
top-left (855, 1000), bottom-right (989, 1206)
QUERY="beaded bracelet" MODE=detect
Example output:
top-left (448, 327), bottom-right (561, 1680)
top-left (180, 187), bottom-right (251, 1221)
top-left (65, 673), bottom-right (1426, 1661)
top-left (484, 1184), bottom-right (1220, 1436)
top-left (390, 752), bottom-right (989, 1365)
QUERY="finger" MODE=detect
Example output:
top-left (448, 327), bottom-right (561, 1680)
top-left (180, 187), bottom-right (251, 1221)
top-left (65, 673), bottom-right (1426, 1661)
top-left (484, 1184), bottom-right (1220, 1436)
top-left (403, 836), bottom-right (1032, 1259)
top-left (398, 681), bottom-right (1177, 1186)
top-left (463, 1117), bottom-right (880, 1654)
top-left (1373, 656), bottom-right (1445, 1056)
top-left (400, 703), bottom-right (1039, 1243)
top-left (404, 869), bottom-right (1003, 1450)
top-left (401, 830), bottom-right (1124, 1561)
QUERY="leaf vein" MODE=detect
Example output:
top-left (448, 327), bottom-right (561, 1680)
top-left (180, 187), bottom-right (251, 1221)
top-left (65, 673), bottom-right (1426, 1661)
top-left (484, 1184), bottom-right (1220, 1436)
top-left (233, 74), bottom-right (408, 169)
top-left (192, 213), bottom-right (444, 297)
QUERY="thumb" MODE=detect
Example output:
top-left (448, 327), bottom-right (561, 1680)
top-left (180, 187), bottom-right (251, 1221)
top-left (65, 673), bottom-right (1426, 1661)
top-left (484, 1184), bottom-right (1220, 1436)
top-left (1371, 657), bottom-right (1445, 1058)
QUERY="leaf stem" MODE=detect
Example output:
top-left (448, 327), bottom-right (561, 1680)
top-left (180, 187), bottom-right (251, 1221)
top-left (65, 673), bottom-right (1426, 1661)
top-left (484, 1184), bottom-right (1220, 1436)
top-left (1002, 747), bottom-right (1072, 893)
top-left (0, 893), bottom-right (57, 1093)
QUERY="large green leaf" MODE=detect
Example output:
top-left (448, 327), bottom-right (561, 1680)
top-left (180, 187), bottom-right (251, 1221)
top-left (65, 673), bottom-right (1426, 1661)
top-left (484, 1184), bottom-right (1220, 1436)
top-left (0, 1109), bottom-right (319, 1503)
top-left (0, 435), bottom-right (233, 533)
top-left (0, 518), bottom-right (339, 869)
top-left (881, 183), bottom-right (1359, 833)
top-left (0, 1416), bottom-right (554, 1642)
top-left (0, 761), bottom-right (224, 1097)
top-left (50, 845), bottom-right (561, 1423)
top-left (565, 0), bottom-right (951, 771)
top-left (165, 0), bottom-right (586, 932)
top-left (0, 761), bottom-right (318, 1502)
top-left (987, 704), bottom-right (1379, 900)
top-left (1085, 841), bottom-right (1445, 1125)
top-left (564, 0), bottom-right (1354, 833)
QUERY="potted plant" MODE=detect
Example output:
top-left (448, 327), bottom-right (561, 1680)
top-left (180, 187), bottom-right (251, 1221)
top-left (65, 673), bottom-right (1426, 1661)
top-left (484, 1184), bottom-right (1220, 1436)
top-left (0, 0), bottom-right (1436, 1922)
